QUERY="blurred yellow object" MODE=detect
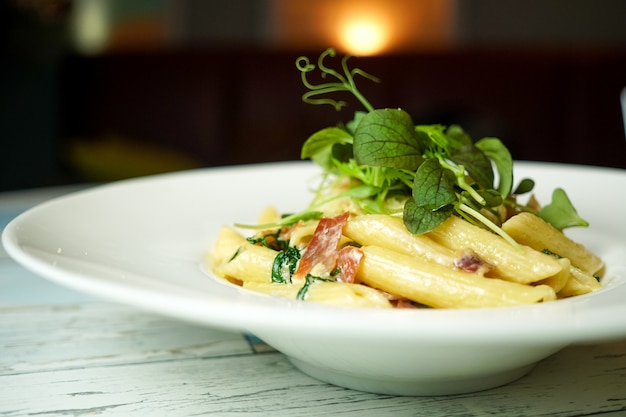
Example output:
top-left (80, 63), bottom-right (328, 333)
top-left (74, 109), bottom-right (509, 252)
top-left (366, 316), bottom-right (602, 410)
top-left (67, 136), bottom-right (203, 182)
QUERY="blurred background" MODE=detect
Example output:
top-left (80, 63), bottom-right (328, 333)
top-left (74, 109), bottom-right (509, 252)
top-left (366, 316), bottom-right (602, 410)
top-left (1, 0), bottom-right (625, 191)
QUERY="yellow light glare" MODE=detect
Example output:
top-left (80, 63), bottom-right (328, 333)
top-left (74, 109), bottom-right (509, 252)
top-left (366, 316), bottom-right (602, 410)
top-left (339, 18), bottom-right (389, 56)
top-left (71, 0), bottom-right (110, 54)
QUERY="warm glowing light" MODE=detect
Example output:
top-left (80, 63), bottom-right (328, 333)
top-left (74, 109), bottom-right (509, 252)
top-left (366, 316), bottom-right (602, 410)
top-left (71, 0), bottom-right (110, 54)
top-left (272, 0), bottom-right (456, 54)
top-left (339, 18), bottom-right (389, 56)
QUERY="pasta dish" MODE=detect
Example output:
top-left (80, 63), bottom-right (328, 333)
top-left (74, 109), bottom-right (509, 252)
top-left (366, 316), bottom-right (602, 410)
top-left (208, 49), bottom-right (603, 309)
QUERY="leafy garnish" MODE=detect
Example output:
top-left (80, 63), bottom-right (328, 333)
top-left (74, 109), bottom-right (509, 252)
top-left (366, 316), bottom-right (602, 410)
top-left (272, 246), bottom-right (301, 283)
top-left (296, 274), bottom-right (334, 300)
top-left (295, 48), bottom-right (379, 112)
top-left (474, 137), bottom-right (513, 198)
top-left (539, 188), bottom-right (589, 230)
top-left (246, 231), bottom-right (289, 251)
top-left (300, 127), bottom-right (353, 169)
top-left (235, 210), bottom-right (323, 230)
top-left (354, 109), bottom-right (424, 170)
top-left (295, 48), bottom-right (588, 243)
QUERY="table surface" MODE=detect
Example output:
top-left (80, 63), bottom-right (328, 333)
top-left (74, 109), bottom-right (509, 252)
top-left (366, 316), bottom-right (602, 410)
top-left (1, 185), bottom-right (626, 417)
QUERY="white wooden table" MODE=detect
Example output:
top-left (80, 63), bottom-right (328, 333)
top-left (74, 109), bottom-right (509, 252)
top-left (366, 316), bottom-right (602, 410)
top-left (2, 186), bottom-right (626, 417)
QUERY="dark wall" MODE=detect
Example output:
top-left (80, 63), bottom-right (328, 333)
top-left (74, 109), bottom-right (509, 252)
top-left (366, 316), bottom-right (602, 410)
top-left (58, 47), bottom-right (626, 175)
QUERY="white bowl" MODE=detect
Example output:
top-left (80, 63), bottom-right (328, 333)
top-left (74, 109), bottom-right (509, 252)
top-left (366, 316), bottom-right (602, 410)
top-left (3, 161), bottom-right (626, 395)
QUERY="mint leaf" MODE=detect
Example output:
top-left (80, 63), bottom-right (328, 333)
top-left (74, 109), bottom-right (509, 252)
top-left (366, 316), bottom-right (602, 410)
top-left (539, 188), bottom-right (589, 230)
top-left (475, 137), bottom-right (513, 198)
top-left (354, 109), bottom-right (423, 170)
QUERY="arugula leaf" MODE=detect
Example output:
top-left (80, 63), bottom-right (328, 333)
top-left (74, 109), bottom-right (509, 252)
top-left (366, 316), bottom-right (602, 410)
top-left (354, 109), bottom-right (424, 170)
top-left (539, 188), bottom-right (589, 230)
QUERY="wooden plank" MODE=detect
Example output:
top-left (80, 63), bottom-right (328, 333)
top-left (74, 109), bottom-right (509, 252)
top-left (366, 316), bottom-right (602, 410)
top-left (0, 303), bottom-right (251, 374)
top-left (1, 343), bottom-right (626, 416)
top-left (1, 303), bottom-right (625, 416)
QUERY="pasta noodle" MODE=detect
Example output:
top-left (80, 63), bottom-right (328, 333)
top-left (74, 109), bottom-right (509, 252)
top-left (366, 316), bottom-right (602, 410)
top-left (502, 212), bottom-right (604, 275)
top-left (243, 281), bottom-right (393, 308)
top-left (427, 216), bottom-right (563, 284)
top-left (208, 205), bottom-right (602, 309)
top-left (342, 215), bottom-right (457, 267)
top-left (357, 245), bottom-right (556, 308)
top-left (557, 264), bottom-right (602, 298)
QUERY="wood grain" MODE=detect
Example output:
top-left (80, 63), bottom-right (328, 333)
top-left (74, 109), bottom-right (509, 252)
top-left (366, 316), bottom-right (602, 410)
top-left (1, 303), bottom-right (625, 416)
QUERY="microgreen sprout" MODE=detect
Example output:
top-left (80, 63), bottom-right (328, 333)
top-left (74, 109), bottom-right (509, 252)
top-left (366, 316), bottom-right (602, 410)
top-left (294, 49), bottom-right (588, 245)
top-left (296, 48), bottom-right (380, 112)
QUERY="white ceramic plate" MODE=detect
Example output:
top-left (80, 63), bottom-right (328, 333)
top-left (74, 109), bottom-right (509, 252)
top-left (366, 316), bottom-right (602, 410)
top-left (3, 161), bottom-right (626, 396)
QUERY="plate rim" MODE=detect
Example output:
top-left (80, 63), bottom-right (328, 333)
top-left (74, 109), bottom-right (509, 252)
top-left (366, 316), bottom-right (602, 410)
top-left (3, 160), bottom-right (626, 345)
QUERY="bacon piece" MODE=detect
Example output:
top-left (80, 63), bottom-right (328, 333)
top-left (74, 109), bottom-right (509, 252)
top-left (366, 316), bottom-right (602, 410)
top-left (394, 299), bottom-right (419, 309)
top-left (454, 249), bottom-right (494, 275)
top-left (335, 246), bottom-right (364, 283)
top-left (292, 212), bottom-right (350, 282)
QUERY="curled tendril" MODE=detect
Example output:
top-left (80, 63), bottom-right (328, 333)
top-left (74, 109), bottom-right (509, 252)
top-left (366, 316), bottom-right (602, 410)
top-left (296, 48), bottom-right (380, 112)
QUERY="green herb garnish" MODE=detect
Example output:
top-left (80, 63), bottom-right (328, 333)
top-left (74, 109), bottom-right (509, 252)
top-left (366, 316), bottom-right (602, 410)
top-left (246, 231), bottom-right (289, 251)
top-left (296, 274), bottom-right (334, 300)
top-left (296, 48), bottom-right (588, 242)
top-left (271, 246), bottom-right (301, 283)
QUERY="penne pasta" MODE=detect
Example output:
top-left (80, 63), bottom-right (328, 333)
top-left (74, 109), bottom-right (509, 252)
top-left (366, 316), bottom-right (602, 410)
top-left (535, 257), bottom-right (571, 294)
top-left (209, 226), bottom-right (248, 267)
top-left (210, 226), bottom-right (276, 284)
top-left (557, 264), bottom-right (602, 298)
top-left (343, 214), bottom-right (457, 267)
top-left (357, 245), bottom-right (556, 308)
top-left (257, 206), bottom-right (282, 225)
top-left (427, 216), bottom-right (563, 284)
top-left (209, 207), bottom-right (601, 308)
top-left (243, 281), bottom-right (393, 308)
top-left (502, 212), bottom-right (604, 275)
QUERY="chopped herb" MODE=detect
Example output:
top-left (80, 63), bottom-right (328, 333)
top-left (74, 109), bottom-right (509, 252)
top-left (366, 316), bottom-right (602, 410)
top-left (542, 248), bottom-right (563, 258)
top-left (228, 246), bottom-right (242, 262)
top-left (247, 230), bottom-right (289, 251)
top-left (296, 274), bottom-right (334, 300)
top-left (236, 210), bottom-right (324, 230)
top-left (271, 246), bottom-right (301, 283)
